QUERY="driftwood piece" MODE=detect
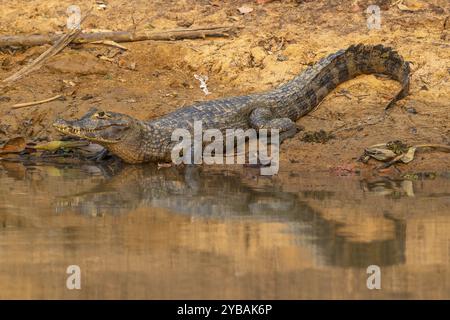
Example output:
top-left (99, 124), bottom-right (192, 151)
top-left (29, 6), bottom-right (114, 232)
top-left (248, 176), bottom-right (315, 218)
top-left (0, 25), bottom-right (239, 48)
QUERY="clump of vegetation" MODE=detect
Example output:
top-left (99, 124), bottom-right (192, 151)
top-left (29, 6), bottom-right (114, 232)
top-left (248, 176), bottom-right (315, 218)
top-left (360, 140), bottom-right (450, 169)
top-left (301, 129), bottom-right (335, 144)
top-left (386, 140), bottom-right (410, 155)
top-left (402, 172), bottom-right (437, 180)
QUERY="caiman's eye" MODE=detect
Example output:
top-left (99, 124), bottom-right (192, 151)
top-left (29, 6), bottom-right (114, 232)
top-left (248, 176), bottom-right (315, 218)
top-left (95, 111), bottom-right (111, 119)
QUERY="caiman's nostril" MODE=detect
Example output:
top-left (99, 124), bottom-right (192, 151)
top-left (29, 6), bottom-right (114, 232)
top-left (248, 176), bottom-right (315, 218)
top-left (53, 119), bottom-right (70, 129)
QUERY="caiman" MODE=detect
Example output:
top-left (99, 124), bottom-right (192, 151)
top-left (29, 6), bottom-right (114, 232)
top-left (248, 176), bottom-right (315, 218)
top-left (53, 44), bottom-right (410, 164)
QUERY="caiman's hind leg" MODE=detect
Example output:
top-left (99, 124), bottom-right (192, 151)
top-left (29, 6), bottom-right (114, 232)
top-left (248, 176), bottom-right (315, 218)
top-left (249, 107), bottom-right (298, 142)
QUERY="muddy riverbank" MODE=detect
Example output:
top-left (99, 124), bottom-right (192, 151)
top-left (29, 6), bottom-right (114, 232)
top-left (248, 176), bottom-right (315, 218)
top-left (0, 0), bottom-right (449, 174)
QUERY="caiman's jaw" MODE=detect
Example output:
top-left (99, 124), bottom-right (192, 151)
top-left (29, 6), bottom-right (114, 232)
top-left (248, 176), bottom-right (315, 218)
top-left (53, 108), bottom-right (132, 144)
top-left (53, 121), bottom-right (124, 144)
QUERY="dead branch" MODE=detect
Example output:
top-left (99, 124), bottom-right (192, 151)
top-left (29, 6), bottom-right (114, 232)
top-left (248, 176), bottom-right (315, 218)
top-left (0, 25), bottom-right (240, 48)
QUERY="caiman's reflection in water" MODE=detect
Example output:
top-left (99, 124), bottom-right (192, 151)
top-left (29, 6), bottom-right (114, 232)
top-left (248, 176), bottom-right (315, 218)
top-left (55, 165), bottom-right (407, 268)
top-left (0, 162), bottom-right (449, 299)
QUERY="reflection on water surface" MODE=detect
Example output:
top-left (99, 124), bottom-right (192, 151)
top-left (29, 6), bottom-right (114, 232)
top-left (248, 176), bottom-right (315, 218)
top-left (0, 162), bottom-right (449, 299)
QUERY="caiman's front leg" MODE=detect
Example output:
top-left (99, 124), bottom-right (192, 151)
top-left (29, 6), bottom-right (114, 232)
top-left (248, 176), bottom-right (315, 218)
top-left (249, 107), bottom-right (298, 142)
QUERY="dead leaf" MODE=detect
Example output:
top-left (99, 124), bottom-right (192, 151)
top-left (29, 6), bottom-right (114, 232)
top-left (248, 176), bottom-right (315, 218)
top-left (397, 0), bottom-right (424, 12)
top-left (90, 40), bottom-right (128, 50)
top-left (400, 147), bottom-right (416, 163)
top-left (398, 3), bottom-right (411, 11)
top-left (96, 1), bottom-right (108, 10)
top-left (364, 147), bottom-right (397, 161)
top-left (63, 79), bottom-right (76, 87)
top-left (362, 141), bottom-right (449, 169)
top-left (0, 137), bottom-right (26, 154)
top-left (158, 163), bottom-right (173, 169)
top-left (238, 6), bottom-right (254, 14)
top-left (34, 140), bottom-right (89, 151)
top-left (98, 55), bottom-right (115, 63)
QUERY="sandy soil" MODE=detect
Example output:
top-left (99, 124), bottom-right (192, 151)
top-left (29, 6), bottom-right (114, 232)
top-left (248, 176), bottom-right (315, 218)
top-left (0, 0), bottom-right (448, 175)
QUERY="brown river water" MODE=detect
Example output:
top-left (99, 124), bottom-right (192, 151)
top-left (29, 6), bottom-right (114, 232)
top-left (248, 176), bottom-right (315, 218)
top-left (0, 162), bottom-right (449, 299)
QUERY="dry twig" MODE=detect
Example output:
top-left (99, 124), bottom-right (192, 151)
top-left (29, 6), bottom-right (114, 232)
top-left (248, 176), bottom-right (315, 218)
top-left (11, 94), bottom-right (62, 109)
top-left (0, 11), bottom-right (92, 90)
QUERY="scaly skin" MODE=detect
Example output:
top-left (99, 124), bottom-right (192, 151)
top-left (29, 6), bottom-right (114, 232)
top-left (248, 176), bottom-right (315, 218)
top-left (53, 44), bottom-right (410, 164)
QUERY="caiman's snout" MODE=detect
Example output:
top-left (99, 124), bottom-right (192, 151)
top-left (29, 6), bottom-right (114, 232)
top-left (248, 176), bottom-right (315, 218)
top-left (53, 118), bottom-right (85, 137)
top-left (52, 113), bottom-right (130, 144)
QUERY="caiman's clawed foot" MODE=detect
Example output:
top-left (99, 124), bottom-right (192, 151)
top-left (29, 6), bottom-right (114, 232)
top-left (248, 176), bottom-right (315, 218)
top-left (279, 127), bottom-right (299, 142)
top-left (157, 163), bottom-right (175, 169)
top-left (88, 148), bottom-right (110, 161)
top-left (250, 107), bottom-right (299, 143)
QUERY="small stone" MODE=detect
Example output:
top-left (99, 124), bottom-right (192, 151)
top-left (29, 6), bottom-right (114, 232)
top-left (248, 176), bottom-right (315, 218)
top-left (177, 18), bottom-right (194, 28)
top-left (118, 58), bottom-right (136, 71)
top-left (406, 107), bottom-right (417, 114)
top-left (81, 94), bottom-right (94, 100)
top-left (250, 47), bottom-right (266, 67)
top-left (277, 54), bottom-right (288, 62)
top-left (128, 62), bottom-right (137, 70)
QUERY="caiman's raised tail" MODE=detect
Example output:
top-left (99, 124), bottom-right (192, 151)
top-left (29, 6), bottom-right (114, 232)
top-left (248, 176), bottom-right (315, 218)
top-left (54, 44), bottom-right (411, 164)
top-left (271, 43), bottom-right (410, 118)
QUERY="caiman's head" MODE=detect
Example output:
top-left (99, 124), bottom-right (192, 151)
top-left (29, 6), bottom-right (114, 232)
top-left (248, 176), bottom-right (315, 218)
top-left (53, 107), bottom-right (149, 163)
top-left (53, 107), bottom-right (135, 144)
